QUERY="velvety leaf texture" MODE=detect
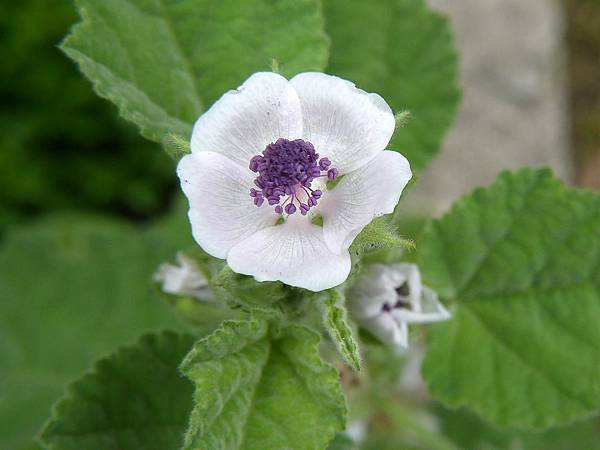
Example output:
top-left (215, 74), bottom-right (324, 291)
top-left (181, 319), bottom-right (347, 449)
top-left (38, 332), bottom-right (195, 450)
top-left (324, 0), bottom-right (460, 171)
top-left (0, 210), bottom-right (193, 450)
top-left (351, 217), bottom-right (414, 254)
top-left (319, 289), bottom-right (362, 371)
top-left (420, 169), bottom-right (600, 429)
top-left (62, 0), bottom-right (329, 142)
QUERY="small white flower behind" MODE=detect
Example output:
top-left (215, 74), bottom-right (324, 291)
top-left (348, 263), bottom-right (450, 350)
top-left (153, 252), bottom-right (213, 302)
top-left (177, 72), bottom-right (412, 292)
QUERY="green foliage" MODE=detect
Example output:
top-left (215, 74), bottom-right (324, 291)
top-left (324, 0), bottom-right (460, 172)
top-left (163, 133), bottom-right (192, 161)
top-left (363, 398), bottom-right (458, 450)
top-left (62, 0), bottom-right (330, 143)
top-left (327, 434), bottom-right (358, 450)
top-left (420, 169), bottom-right (600, 429)
top-left (181, 319), bottom-right (347, 450)
top-left (437, 406), bottom-right (600, 450)
top-left (0, 207), bottom-right (194, 450)
top-left (38, 332), bottom-right (195, 450)
top-left (318, 289), bottom-right (362, 371)
top-left (211, 266), bottom-right (290, 313)
top-left (351, 217), bottom-right (414, 255)
top-left (0, 0), bottom-right (175, 226)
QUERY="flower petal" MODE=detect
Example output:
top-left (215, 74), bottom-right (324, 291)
top-left (388, 263), bottom-right (422, 307)
top-left (361, 314), bottom-right (408, 349)
top-left (178, 151), bottom-right (277, 258)
top-left (191, 72), bottom-right (303, 167)
top-left (290, 72), bottom-right (395, 173)
top-left (226, 216), bottom-right (351, 292)
top-left (319, 151), bottom-right (412, 254)
top-left (393, 286), bottom-right (451, 323)
top-left (348, 264), bottom-right (397, 319)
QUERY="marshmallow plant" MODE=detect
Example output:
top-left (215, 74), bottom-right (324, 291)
top-left (177, 72), bottom-right (412, 291)
top-left (33, 1), bottom-right (600, 450)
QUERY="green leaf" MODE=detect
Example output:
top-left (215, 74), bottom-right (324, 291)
top-left (327, 433), bottom-right (358, 450)
top-left (62, 0), bottom-right (329, 142)
top-left (163, 133), bottom-right (191, 161)
top-left (181, 319), bottom-right (347, 449)
top-left (318, 289), bottom-right (361, 371)
top-left (437, 406), bottom-right (600, 450)
top-left (38, 332), bottom-right (194, 450)
top-left (211, 266), bottom-right (290, 313)
top-left (324, 0), bottom-right (460, 171)
top-left (0, 210), bottom-right (195, 450)
top-left (351, 217), bottom-right (414, 255)
top-left (420, 168), bottom-right (600, 429)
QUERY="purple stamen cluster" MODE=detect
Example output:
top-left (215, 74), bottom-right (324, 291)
top-left (249, 138), bottom-right (338, 215)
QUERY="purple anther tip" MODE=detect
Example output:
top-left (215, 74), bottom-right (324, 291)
top-left (248, 138), bottom-right (337, 213)
top-left (319, 157), bottom-right (331, 170)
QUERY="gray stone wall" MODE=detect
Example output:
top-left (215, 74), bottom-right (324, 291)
top-left (405, 0), bottom-right (573, 215)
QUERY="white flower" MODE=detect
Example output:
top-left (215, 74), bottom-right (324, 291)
top-left (153, 252), bottom-right (213, 301)
top-left (348, 263), bottom-right (450, 350)
top-left (177, 72), bottom-right (412, 292)
top-left (345, 420), bottom-right (367, 445)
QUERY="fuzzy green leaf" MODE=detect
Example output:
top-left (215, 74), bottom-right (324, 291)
top-left (181, 319), bottom-right (347, 449)
top-left (0, 210), bottom-right (194, 450)
top-left (324, 0), bottom-right (460, 171)
top-left (318, 289), bottom-right (362, 371)
top-left (211, 266), bottom-right (289, 313)
top-left (351, 217), bottom-right (414, 255)
top-left (420, 169), bottom-right (600, 429)
top-left (62, 0), bottom-right (329, 142)
top-left (163, 133), bottom-right (191, 161)
top-left (38, 332), bottom-right (194, 450)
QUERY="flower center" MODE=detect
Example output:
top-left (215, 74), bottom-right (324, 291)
top-left (248, 138), bottom-right (338, 216)
top-left (382, 282), bottom-right (412, 312)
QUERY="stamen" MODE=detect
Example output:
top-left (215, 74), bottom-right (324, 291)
top-left (248, 138), bottom-right (338, 215)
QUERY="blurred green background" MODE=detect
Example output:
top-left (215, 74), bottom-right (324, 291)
top-left (0, 0), bottom-right (177, 233)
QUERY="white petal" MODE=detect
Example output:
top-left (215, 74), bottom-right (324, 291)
top-left (392, 287), bottom-right (451, 324)
top-left (226, 217), bottom-right (351, 292)
top-left (153, 253), bottom-right (215, 301)
top-left (348, 264), bottom-right (397, 319)
top-left (191, 72), bottom-right (303, 167)
top-left (177, 152), bottom-right (277, 258)
top-left (319, 151), bottom-right (412, 254)
top-left (389, 263), bottom-right (423, 307)
top-left (290, 72), bottom-right (395, 174)
top-left (360, 314), bottom-right (408, 349)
